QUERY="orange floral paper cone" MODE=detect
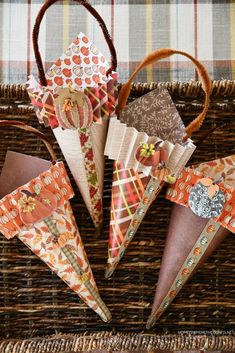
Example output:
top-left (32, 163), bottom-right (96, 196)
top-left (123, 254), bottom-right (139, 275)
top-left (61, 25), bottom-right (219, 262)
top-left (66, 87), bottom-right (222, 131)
top-left (0, 121), bottom-right (111, 323)
top-left (0, 152), bottom-right (111, 323)
top-left (147, 154), bottom-right (235, 328)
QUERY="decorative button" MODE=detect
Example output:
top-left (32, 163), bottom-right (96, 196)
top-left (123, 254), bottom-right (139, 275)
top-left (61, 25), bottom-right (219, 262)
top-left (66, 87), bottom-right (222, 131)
top-left (148, 186), bottom-right (154, 194)
top-left (200, 236), bottom-right (208, 245)
top-left (188, 178), bottom-right (225, 219)
top-left (194, 247), bottom-right (201, 255)
top-left (176, 279), bottom-right (182, 287)
top-left (163, 301), bottom-right (169, 309)
top-left (182, 268), bottom-right (190, 276)
top-left (143, 197), bottom-right (149, 205)
top-left (169, 290), bottom-right (176, 298)
top-left (187, 258), bottom-right (194, 267)
top-left (133, 219), bottom-right (138, 226)
top-left (137, 208), bottom-right (144, 216)
top-left (207, 225), bottom-right (215, 233)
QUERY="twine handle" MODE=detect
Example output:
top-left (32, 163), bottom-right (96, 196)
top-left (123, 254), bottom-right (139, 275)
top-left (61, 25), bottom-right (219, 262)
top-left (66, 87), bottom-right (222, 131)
top-left (0, 120), bottom-right (57, 162)
top-left (33, 0), bottom-right (117, 86)
top-left (117, 48), bottom-right (212, 141)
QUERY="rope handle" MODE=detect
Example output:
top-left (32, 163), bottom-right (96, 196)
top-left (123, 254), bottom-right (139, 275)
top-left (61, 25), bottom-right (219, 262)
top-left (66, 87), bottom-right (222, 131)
top-left (0, 120), bottom-right (57, 162)
top-left (117, 48), bottom-right (212, 141)
top-left (33, 0), bottom-right (117, 86)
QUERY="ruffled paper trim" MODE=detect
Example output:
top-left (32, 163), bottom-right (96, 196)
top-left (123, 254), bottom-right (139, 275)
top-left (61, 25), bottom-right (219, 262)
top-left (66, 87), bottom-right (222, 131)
top-left (166, 166), bottom-right (235, 234)
top-left (105, 117), bottom-right (196, 177)
top-left (0, 162), bottom-right (74, 239)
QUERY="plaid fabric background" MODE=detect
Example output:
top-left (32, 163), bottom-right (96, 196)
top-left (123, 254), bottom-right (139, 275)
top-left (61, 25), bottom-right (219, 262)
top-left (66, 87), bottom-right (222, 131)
top-left (0, 0), bottom-right (235, 84)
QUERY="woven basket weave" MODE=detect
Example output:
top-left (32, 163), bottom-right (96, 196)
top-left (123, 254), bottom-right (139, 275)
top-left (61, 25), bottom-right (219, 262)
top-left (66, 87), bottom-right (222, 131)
top-left (0, 81), bottom-right (234, 352)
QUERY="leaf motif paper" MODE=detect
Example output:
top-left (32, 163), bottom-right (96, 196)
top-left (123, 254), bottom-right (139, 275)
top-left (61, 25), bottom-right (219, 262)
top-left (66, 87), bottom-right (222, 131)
top-left (119, 87), bottom-right (186, 144)
top-left (26, 32), bottom-right (118, 229)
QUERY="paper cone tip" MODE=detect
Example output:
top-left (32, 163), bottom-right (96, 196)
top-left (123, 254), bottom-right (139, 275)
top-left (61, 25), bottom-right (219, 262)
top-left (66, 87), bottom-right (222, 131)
top-left (146, 316), bottom-right (157, 329)
top-left (105, 264), bottom-right (117, 279)
top-left (103, 311), bottom-right (112, 323)
top-left (96, 303), bottom-right (112, 322)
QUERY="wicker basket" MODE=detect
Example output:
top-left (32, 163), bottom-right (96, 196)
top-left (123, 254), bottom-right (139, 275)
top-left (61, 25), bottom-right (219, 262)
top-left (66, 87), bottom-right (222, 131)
top-left (0, 81), bottom-right (234, 352)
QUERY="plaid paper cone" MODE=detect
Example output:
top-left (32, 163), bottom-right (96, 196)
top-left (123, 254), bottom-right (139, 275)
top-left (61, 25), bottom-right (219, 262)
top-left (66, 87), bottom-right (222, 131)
top-left (0, 121), bottom-right (111, 323)
top-left (105, 161), bottom-right (151, 277)
top-left (104, 48), bottom-right (211, 277)
top-left (26, 1), bottom-right (117, 230)
top-left (104, 108), bottom-right (196, 278)
top-left (147, 154), bottom-right (235, 328)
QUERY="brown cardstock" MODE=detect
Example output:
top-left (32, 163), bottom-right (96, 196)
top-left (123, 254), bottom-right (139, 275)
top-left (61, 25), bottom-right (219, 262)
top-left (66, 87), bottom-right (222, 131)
top-left (150, 203), bottom-right (230, 318)
top-left (0, 151), bottom-right (51, 198)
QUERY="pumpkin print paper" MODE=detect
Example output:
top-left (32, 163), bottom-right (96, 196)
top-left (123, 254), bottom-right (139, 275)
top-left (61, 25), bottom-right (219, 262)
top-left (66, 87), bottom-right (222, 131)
top-left (0, 150), bottom-right (111, 323)
top-left (26, 32), bottom-right (118, 230)
top-left (147, 154), bottom-right (235, 329)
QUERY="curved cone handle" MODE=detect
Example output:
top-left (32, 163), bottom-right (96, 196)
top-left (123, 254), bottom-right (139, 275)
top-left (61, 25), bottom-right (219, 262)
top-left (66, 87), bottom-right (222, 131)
top-left (117, 49), bottom-right (212, 141)
top-left (147, 204), bottom-right (229, 329)
top-left (33, 0), bottom-right (117, 86)
top-left (0, 120), bottom-right (57, 162)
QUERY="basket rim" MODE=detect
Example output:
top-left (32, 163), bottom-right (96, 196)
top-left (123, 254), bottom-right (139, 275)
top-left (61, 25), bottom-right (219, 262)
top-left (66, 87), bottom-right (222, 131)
top-left (1, 331), bottom-right (235, 352)
top-left (0, 79), bottom-right (235, 100)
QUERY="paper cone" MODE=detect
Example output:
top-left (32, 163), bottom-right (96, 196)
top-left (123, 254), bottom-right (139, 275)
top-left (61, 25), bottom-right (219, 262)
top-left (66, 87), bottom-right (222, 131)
top-left (147, 154), bottom-right (235, 328)
top-left (0, 151), bottom-right (111, 322)
top-left (26, 32), bottom-right (117, 229)
top-left (104, 87), bottom-right (196, 277)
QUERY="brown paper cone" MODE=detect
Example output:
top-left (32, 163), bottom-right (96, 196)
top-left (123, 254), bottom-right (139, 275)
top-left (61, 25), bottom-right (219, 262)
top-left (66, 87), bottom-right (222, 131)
top-left (147, 151), bottom-right (235, 329)
top-left (0, 151), bottom-right (111, 322)
top-left (147, 204), bottom-right (229, 328)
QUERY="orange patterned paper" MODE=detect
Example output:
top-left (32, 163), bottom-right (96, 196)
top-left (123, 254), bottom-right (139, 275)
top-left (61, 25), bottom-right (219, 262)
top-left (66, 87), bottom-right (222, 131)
top-left (167, 154), bottom-right (235, 234)
top-left (0, 161), bottom-right (111, 322)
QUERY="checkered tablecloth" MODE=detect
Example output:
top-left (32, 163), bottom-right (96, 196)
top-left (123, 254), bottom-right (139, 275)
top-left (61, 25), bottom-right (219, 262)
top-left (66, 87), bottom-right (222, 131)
top-left (1, 0), bottom-right (235, 84)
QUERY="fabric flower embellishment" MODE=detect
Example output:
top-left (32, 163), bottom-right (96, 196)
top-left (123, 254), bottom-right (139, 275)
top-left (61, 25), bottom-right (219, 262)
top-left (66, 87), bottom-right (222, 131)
top-left (135, 141), bottom-right (175, 183)
top-left (189, 177), bottom-right (226, 219)
top-left (139, 143), bottom-right (155, 158)
top-left (135, 141), bottom-right (168, 167)
top-left (18, 189), bottom-right (57, 226)
top-left (18, 194), bottom-right (36, 213)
